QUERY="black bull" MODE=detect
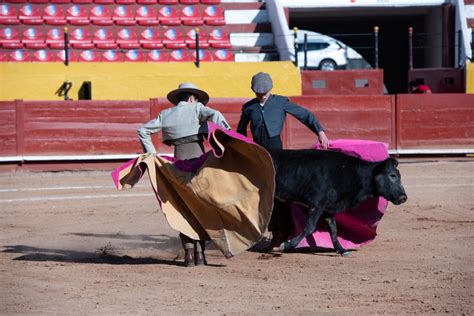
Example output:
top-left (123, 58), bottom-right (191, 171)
top-left (269, 149), bottom-right (408, 255)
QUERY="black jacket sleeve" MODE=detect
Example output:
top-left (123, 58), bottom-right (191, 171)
top-left (236, 108), bottom-right (250, 136)
top-left (283, 99), bottom-right (324, 134)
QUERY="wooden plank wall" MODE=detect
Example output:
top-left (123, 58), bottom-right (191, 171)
top-left (0, 94), bottom-right (473, 162)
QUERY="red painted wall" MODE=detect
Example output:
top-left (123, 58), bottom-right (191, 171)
top-left (396, 94), bottom-right (474, 150)
top-left (301, 70), bottom-right (385, 95)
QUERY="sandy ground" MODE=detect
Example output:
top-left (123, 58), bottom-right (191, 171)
top-left (0, 158), bottom-right (473, 315)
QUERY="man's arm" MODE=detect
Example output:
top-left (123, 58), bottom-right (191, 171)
top-left (236, 108), bottom-right (249, 136)
top-left (137, 114), bottom-right (163, 153)
top-left (199, 105), bottom-right (231, 130)
top-left (284, 99), bottom-right (329, 149)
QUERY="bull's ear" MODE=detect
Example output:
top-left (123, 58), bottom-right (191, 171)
top-left (389, 157), bottom-right (399, 167)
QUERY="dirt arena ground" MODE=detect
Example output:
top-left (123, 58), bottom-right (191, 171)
top-left (0, 158), bottom-right (473, 315)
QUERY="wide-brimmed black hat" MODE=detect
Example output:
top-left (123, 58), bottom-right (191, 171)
top-left (167, 82), bottom-right (210, 105)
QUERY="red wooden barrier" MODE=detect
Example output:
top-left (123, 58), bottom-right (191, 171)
top-left (288, 96), bottom-right (395, 149)
top-left (0, 101), bottom-right (17, 157)
top-left (301, 70), bottom-right (385, 95)
top-left (396, 94), bottom-right (474, 151)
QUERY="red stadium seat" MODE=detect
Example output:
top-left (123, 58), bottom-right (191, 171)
top-left (116, 0), bottom-right (136, 4)
top-left (137, 0), bottom-right (157, 3)
top-left (0, 51), bottom-right (7, 62)
top-left (69, 28), bottom-right (93, 49)
top-left (93, 28), bottom-right (117, 49)
top-left (0, 4), bottom-right (20, 25)
top-left (147, 49), bottom-right (168, 61)
top-left (72, 0), bottom-right (93, 3)
top-left (90, 5), bottom-right (113, 26)
top-left (43, 5), bottom-right (67, 25)
top-left (22, 27), bottom-right (47, 48)
top-left (203, 5), bottom-right (225, 25)
top-left (32, 49), bottom-right (56, 61)
top-left (29, 0), bottom-right (49, 3)
top-left (5, 0), bottom-right (27, 3)
top-left (192, 48), bottom-right (212, 62)
top-left (135, 6), bottom-right (159, 26)
top-left (185, 29), bottom-right (209, 48)
top-left (50, 0), bottom-right (72, 4)
top-left (162, 28), bottom-right (186, 49)
top-left (180, 5), bottom-right (203, 26)
top-left (0, 27), bottom-right (23, 49)
top-left (19, 4), bottom-right (43, 25)
top-left (66, 5), bottom-right (90, 25)
top-left (139, 28), bottom-right (163, 49)
top-left (79, 49), bottom-right (101, 61)
top-left (93, 0), bottom-right (114, 4)
top-left (9, 49), bottom-right (30, 62)
top-left (168, 49), bottom-right (191, 62)
top-left (180, 0), bottom-right (199, 4)
top-left (213, 48), bottom-right (233, 61)
top-left (57, 49), bottom-right (78, 62)
top-left (113, 5), bottom-right (135, 25)
top-left (158, 0), bottom-right (178, 4)
top-left (116, 28), bottom-right (139, 49)
top-left (124, 49), bottom-right (146, 62)
top-left (201, 0), bottom-right (220, 4)
top-left (46, 28), bottom-right (65, 48)
top-left (158, 6), bottom-right (180, 26)
top-left (102, 49), bottom-right (122, 62)
top-left (208, 28), bottom-right (231, 48)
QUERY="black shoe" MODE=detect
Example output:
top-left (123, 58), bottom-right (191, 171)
top-left (184, 249), bottom-right (195, 267)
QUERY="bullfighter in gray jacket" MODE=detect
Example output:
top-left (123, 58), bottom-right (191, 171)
top-left (137, 82), bottom-right (231, 267)
top-left (237, 72), bottom-right (330, 250)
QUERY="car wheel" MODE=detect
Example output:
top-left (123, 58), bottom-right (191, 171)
top-left (319, 59), bottom-right (337, 71)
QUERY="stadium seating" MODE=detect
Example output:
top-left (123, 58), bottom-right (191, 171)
top-left (139, 28), bottom-right (163, 49)
top-left (201, 0), bottom-right (220, 4)
top-left (22, 27), bottom-right (47, 49)
top-left (135, 6), bottom-right (159, 26)
top-left (102, 49), bottom-right (122, 62)
top-left (180, 0), bottom-right (199, 4)
top-left (30, 0), bottom-right (49, 3)
top-left (19, 4), bottom-right (43, 25)
top-left (32, 49), bottom-right (56, 61)
top-left (113, 6), bottom-right (136, 25)
top-left (93, 28), bottom-right (117, 49)
top-left (147, 49), bottom-right (168, 61)
top-left (137, 0), bottom-right (157, 4)
top-left (158, 0), bottom-right (178, 4)
top-left (0, 27), bottom-right (23, 49)
top-left (69, 28), bottom-right (94, 49)
top-left (185, 29), bottom-right (209, 48)
top-left (168, 49), bottom-right (191, 62)
top-left (90, 5), bottom-right (113, 26)
top-left (66, 5), bottom-right (90, 25)
top-left (72, 0), bottom-right (93, 4)
top-left (57, 49), bottom-right (78, 62)
top-left (124, 49), bottom-right (146, 61)
top-left (9, 49), bottom-right (30, 62)
top-left (208, 28), bottom-right (231, 48)
top-left (46, 28), bottom-right (65, 49)
top-left (203, 5), bottom-right (225, 26)
top-left (116, 28), bottom-right (140, 49)
top-left (51, 0), bottom-right (72, 4)
top-left (192, 48), bottom-right (212, 61)
top-left (162, 28), bottom-right (185, 48)
top-left (213, 48), bottom-right (233, 61)
top-left (79, 49), bottom-right (101, 61)
top-left (0, 4), bottom-right (20, 25)
top-left (158, 6), bottom-right (180, 26)
top-left (116, 0), bottom-right (137, 5)
top-left (43, 5), bottom-right (67, 25)
top-left (180, 6), bottom-right (203, 26)
top-left (94, 0), bottom-right (114, 5)
top-left (0, 51), bottom-right (7, 61)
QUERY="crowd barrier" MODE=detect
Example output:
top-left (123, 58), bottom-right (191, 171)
top-left (1, 93), bottom-right (473, 170)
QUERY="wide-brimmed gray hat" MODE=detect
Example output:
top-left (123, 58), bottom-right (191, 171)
top-left (251, 72), bottom-right (273, 94)
top-left (167, 82), bottom-right (210, 105)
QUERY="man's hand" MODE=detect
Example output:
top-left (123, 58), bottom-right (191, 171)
top-left (318, 131), bottom-right (329, 150)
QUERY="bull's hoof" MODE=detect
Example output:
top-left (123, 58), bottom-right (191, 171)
top-left (279, 242), bottom-right (288, 253)
top-left (340, 251), bottom-right (351, 257)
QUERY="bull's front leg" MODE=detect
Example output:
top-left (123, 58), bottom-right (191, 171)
top-left (280, 207), bottom-right (322, 252)
top-left (323, 215), bottom-right (350, 256)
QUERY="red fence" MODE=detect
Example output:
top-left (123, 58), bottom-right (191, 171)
top-left (1, 94), bottom-right (473, 167)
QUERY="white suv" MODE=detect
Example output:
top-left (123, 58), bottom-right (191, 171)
top-left (294, 31), bottom-right (348, 71)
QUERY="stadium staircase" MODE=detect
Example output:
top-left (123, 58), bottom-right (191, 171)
top-left (0, 0), bottom-right (278, 62)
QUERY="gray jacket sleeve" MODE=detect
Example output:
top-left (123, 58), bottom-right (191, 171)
top-left (199, 105), bottom-right (231, 130)
top-left (137, 113), bottom-right (163, 153)
top-left (284, 99), bottom-right (324, 134)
